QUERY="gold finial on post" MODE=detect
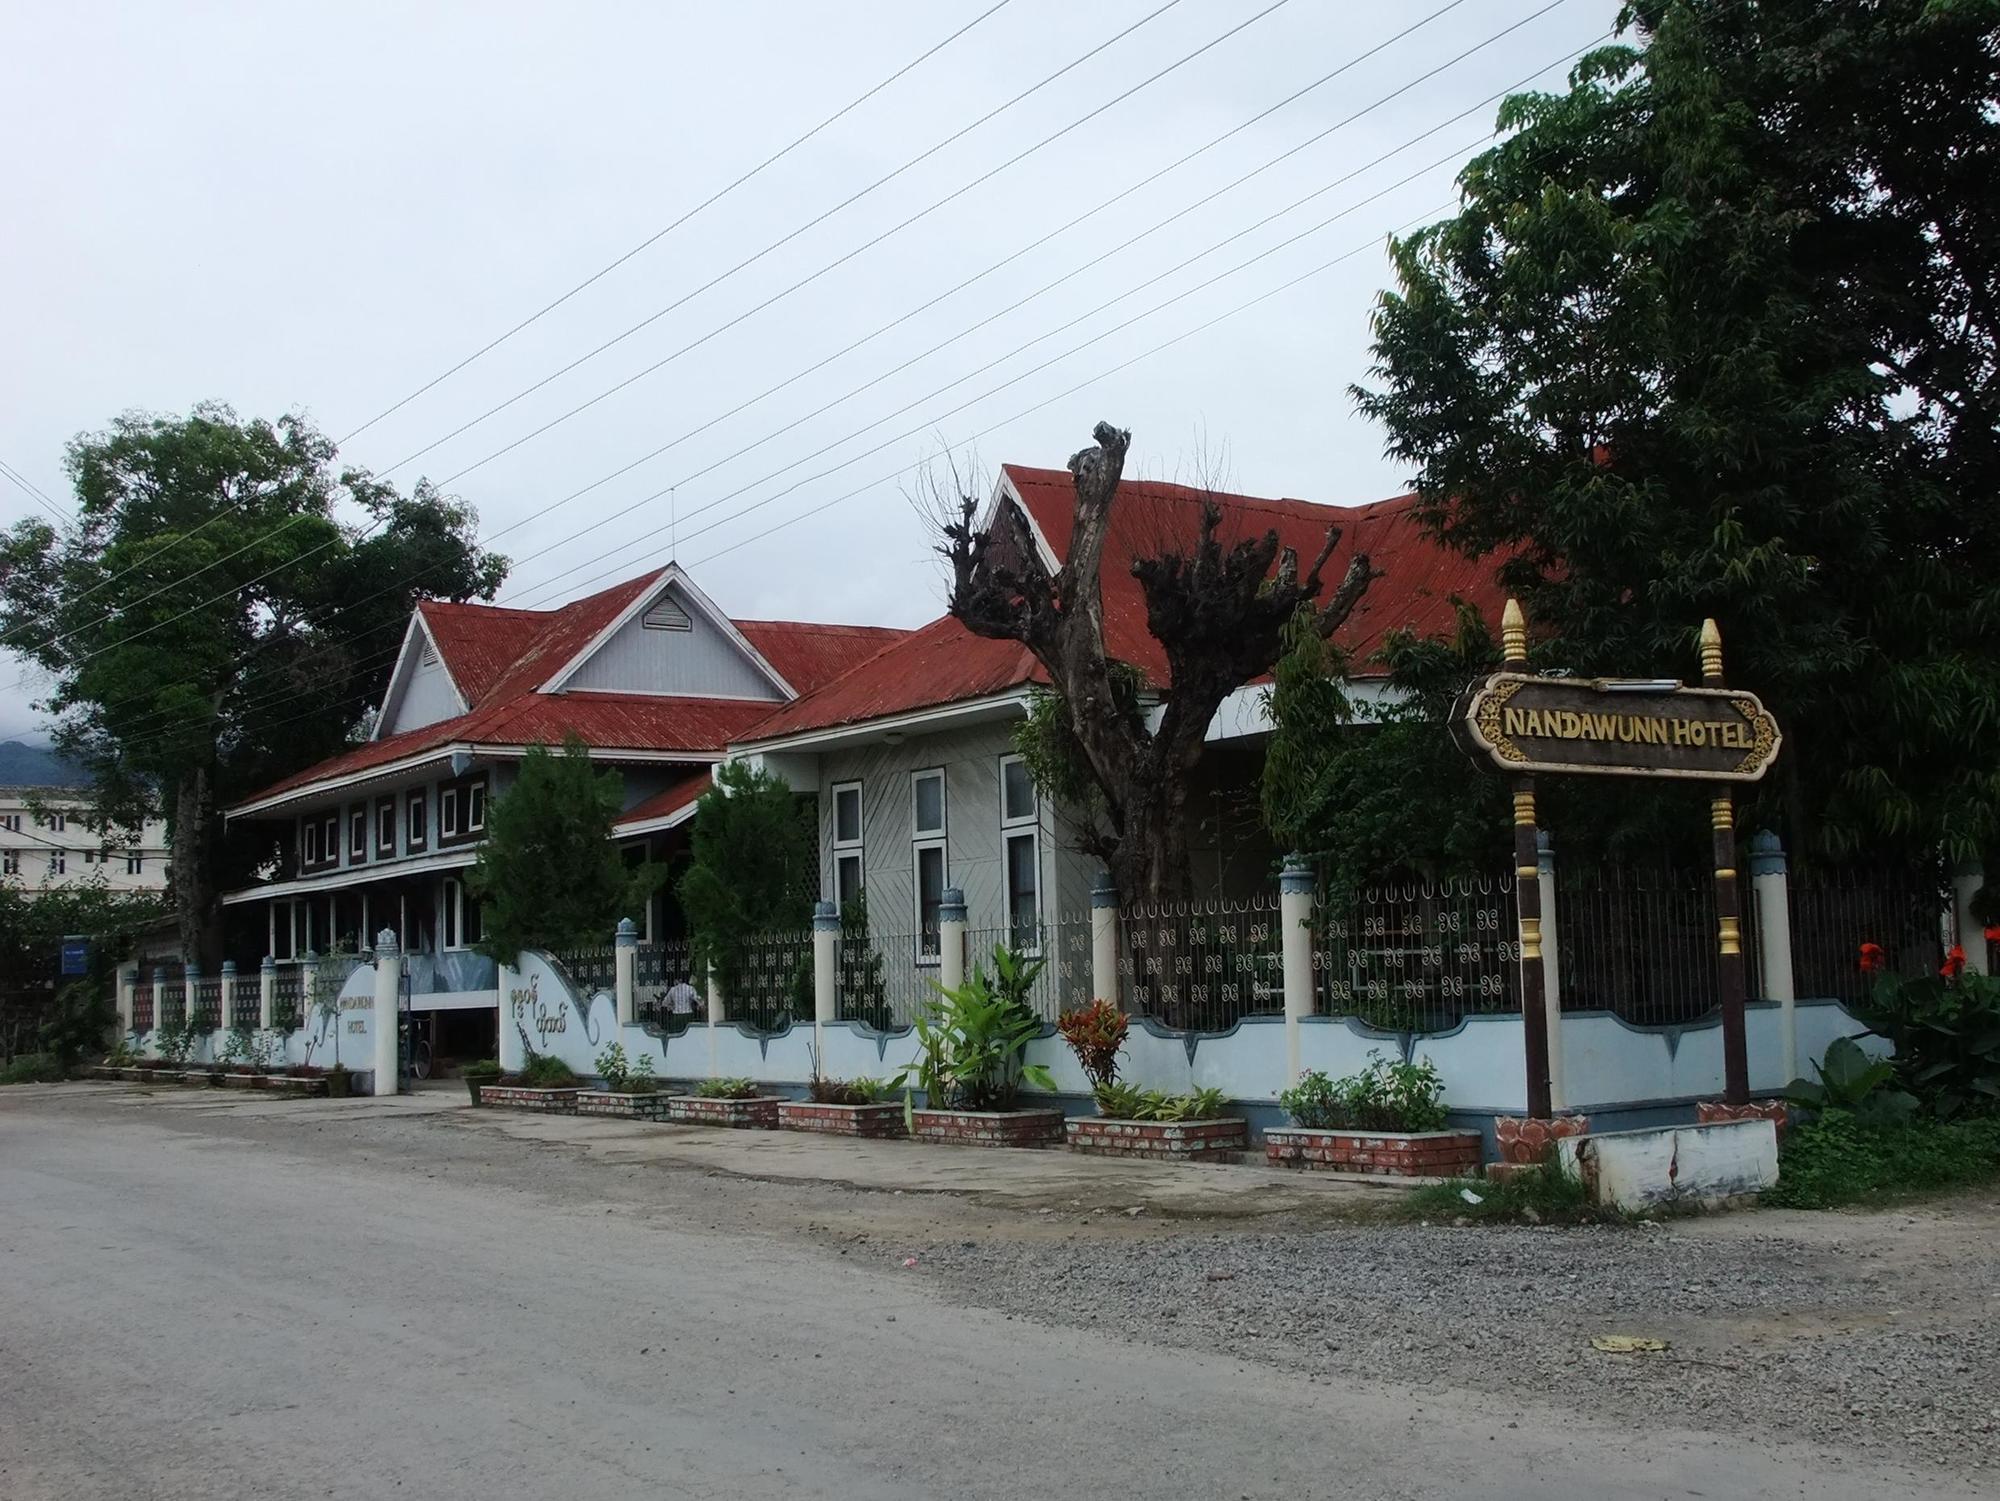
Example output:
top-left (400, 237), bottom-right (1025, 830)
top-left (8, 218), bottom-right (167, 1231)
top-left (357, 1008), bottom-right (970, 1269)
top-left (1699, 617), bottom-right (1723, 681)
top-left (1502, 597), bottom-right (1527, 665)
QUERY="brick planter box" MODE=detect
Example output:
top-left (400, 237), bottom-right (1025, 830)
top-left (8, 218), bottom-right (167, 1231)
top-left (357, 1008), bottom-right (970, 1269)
top-left (1696, 1098), bottom-right (1789, 1141)
top-left (910, 1107), bottom-right (1066, 1149)
top-left (479, 1084), bottom-right (580, 1114)
top-left (1492, 1114), bottom-right (1591, 1167)
top-left (577, 1089), bottom-right (672, 1121)
top-left (1067, 1116), bottom-right (1248, 1161)
top-left (1265, 1127), bottom-right (1484, 1178)
top-left (667, 1095), bottom-right (781, 1129)
top-left (777, 1100), bottom-right (908, 1138)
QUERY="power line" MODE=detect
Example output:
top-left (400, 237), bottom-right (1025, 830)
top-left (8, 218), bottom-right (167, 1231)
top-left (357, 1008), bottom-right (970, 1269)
top-left (0, 457), bottom-right (71, 528)
top-left (386, 0), bottom-right (1292, 484)
top-left (36, 7), bottom-right (1589, 732)
top-left (335, 0), bottom-right (1020, 445)
top-left (0, 0), bottom-right (1213, 677)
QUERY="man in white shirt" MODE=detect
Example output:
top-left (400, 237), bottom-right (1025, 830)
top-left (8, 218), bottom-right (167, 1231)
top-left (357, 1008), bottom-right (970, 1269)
top-left (664, 976), bottom-right (700, 1021)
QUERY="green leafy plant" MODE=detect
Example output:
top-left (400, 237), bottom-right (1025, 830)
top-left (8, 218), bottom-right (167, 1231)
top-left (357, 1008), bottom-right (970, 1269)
top-left (0, 1053), bottom-right (64, 1084)
top-left (695, 1076), bottom-right (761, 1100)
top-left (514, 1052), bottom-right (577, 1089)
top-left (1786, 1037), bottom-right (1916, 1125)
top-left (155, 1016), bottom-right (200, 1069)
top-left (904, 947), bottom-right (1055, 1113)
top-left (1155, 1085), bottom-right (1227, 1122)
top-left (1091, 1082), bottom-right (1229, 1121)
top-left (1403, 1161), bottom-right (1599, 1225)
top-left (1279, 1053), bottom-right (1447, 1132)
top-left (809, 1075), bottom-right (896, 1105)
top-left (103, 1037), bottom-right (140, 1068)
top-left (677, 761), bottom-right (816, 1010)
top-left (1765, 1110), bottom-right (2000, 1210)
top-left (595, 1041), bottom-right (632, 1091)
top-left (1851, 969), bottom-right (2000, 1120)
top-left (461, 1056), bottom-right (501, 1105)
top-left (1057, 998), bottom-right (1128, 1091)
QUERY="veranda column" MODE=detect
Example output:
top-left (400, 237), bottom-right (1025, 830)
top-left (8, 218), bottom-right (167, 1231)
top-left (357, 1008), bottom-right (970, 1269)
top-left (812, 901), bottom-right (839, 1058)
top-left (220, 961), bottom-right (238, 1035)
top-left (1749, 831), bottom-right (1798, 1084)
top-left (371, 929), bottom-right (401, 1097)
top-left (1952, 861), bottom-right (1988, 976)
top-left (1536, 833), bottom-right (1566, 1112)
top-left (938, 887), bottom-right (967, 993)
top-left (1279, 856), bottom-right (1314, 1087)
top-left (614, 918), bottom-right (637, 1028)
top-left (259, 955), bottom-right (276, 1031)
top-left (1090, 874), bottom-right (1119, 1007)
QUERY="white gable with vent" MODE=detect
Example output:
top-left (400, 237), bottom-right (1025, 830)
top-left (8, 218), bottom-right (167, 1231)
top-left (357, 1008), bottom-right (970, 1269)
top-left (541, 566), bottom-right (794, 701)
top-left (376, 612), bottom-right (469, 738)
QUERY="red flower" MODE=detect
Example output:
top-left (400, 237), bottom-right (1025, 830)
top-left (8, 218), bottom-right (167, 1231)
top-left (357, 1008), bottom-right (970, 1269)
top-left (1984, 923), bottom-right (2000, 946)
top-left (1941, 945), bottom-right (1967, 980)
top-left (1857, 942), bottom-right (1886, 974)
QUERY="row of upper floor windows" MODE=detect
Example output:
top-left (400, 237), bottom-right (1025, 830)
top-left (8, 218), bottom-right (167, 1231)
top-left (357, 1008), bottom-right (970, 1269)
top-left (2, 849), bottom-right (149, 877)
top-left (295, 773), bottom-right (488, 873)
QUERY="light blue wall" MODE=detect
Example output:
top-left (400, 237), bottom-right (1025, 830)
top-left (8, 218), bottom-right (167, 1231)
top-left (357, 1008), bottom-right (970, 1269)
top-left (564, 582), bottom-right (782, 699)
top-left (384, 650), bottom-right (464, 735)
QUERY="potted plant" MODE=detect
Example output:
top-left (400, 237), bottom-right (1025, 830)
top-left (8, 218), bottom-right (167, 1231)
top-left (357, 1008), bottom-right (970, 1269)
top-left (462, 1057), bottom-right (503, 1106)
top-left (482, 1051), bottom-right (580, 1112)
top-left (578, 1042), bottom-right (669, 1120)
top-left (667, 1075), bottom-right (781, 1128)
top-left (904, 946), bottom-right (1063, 1148)
top-left (1266, 1052), bottom-right (1482, 1176)
top-left (326, 1063), bottom-right (353, 1099)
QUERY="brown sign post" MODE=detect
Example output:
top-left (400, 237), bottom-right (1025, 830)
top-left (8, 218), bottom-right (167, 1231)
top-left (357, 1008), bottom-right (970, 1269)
top-left (1455, 604), bottom-right (1782, 1112)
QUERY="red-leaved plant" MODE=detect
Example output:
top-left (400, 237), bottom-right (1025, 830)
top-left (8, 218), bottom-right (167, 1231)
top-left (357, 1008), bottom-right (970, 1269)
top-left (1057, 999), bottom-right (1128, 1092)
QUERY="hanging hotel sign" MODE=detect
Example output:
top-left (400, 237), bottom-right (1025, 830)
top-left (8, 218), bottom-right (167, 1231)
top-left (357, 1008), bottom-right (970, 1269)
top-left (1454, 674), bottom-right (1781, 782)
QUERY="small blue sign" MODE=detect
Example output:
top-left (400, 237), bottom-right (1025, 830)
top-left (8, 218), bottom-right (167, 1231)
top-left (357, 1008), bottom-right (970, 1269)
top-left (60, 938), bottom-right (89, 976)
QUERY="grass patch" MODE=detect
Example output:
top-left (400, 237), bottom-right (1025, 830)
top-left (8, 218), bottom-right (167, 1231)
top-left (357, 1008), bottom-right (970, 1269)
top-left (1401, 1163), bottom-right (1606, 1225)
top-left (0, 1053), bottom-right (66, 1085)
top-left (1764, 1109), bottom-right (2000, 1209)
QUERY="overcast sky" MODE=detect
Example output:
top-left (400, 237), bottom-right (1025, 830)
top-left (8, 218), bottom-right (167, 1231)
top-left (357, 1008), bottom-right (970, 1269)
top-left (0, 0), bottom-right (1622, 743)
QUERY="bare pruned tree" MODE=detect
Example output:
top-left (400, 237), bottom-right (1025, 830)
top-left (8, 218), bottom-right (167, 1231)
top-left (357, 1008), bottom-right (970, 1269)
top-left (937, 420), bottom-right (1376, 904)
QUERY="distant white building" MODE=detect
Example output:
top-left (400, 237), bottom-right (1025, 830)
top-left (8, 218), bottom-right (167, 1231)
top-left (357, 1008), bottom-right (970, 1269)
top-left (0, 786), bottom-right (169, 894)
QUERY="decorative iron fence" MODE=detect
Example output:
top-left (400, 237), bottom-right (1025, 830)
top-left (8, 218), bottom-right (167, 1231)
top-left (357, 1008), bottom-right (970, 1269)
top-left (835, 926), bottom-right (933, 1030)
top-left (1312, 874), bottom-right (1520, 1033)
top-left (963, 912), bottom-right (1093, 1022)
top-left (190, 977), bottom-right (223, 1029)
top-left (230, 981), bottom-right (260, 1030)
top-left (634, 940), bottom-right (699, 1032)
top-left (719, 929), bottom-right (814, 1033)
top-left (1556, 866), bottom-right (1761, 1027)
top-left (1119, 894), bottom-right (1285, 1033)
top-left (131, 982), bottom-right (153, 1032)
top-left (1790, 864), bottom-right (1945, 1005)
top-left (270, 972), bottom-right (303, 1028)
top-left (550, 944), bottom-right (617, 998)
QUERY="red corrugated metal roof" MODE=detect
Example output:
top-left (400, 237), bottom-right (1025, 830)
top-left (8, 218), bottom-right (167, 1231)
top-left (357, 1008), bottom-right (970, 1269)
top-left (234, 570), bottom-right (908, 811)
top-left (612, 769), bottom-right (713, 832)
top-left (739, 466), bottom-right (1504, 743)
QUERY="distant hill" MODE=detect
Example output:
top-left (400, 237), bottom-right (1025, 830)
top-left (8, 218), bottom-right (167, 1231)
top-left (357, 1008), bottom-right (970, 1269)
top-left (0, 740), bottom-right (88, 788)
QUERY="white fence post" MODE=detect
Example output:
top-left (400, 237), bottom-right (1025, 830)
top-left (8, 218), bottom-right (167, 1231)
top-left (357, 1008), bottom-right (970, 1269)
top-left (150, 966), bottom-right (167, 1034)
top-left (1536, 833), bottom-right (1566, 1112)
top-left (1953, 861), bottom-right (1987, 976)
top-left (372, 929), bottom-right (401, 1097)
top-left (183, 962), bottom-right (202, 1044)
top-left (220, 961), bottom-right (237, 1034)
top-left (614, 918), bottom-right (638, 1027)
top-left (1279, 856), bottom-right (1314, 1087)
top-left (1090, 873), bottom-right (1119, 1007)
top-left (1749, 831), bottom-right (1798, 1084)
top-left (259, 955), bottom-right (276, 1031)
top-left (115, 962), bottom-right (135, 1035)
top-left (812, 901), bottom-right (839, 1057)
top-left (939, 887), bottom-right (967, 994)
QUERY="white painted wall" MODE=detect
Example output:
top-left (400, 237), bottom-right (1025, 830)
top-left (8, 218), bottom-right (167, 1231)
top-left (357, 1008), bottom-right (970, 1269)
top-left (382, 650), bottom-right (464, 735)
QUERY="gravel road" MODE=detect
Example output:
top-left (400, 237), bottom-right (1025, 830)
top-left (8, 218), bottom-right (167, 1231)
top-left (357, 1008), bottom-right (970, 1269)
top-left (2, 1083), bottom-right (1993, 1499)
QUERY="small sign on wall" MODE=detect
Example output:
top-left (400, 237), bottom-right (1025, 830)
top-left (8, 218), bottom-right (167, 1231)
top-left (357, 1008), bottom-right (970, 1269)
top-left (347, 1019), bottom-right (367, 1035)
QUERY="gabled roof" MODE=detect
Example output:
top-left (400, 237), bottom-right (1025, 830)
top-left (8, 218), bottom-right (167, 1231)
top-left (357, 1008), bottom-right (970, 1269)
top-left (737, 464), bottom-right (1504, 744)
top-left (612, 769), bottom-right (714, 836)
top-left (232, 571), bottom-right (908, 814)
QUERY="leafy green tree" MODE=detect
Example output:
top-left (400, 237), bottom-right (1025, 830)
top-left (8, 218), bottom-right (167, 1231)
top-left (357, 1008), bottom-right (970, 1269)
top-left (0, 404), bottom-right (506, 961)
top-left (0, 874), bottom-right (169, 1061)
top-left (468, 736), bottom-right (663, 964)
top-left (1355, 0), bottom-right (2000, 862)
top-left (1262, 602), bottom-right (1509, 894)
top-left (676, 760), bottom-right (815, 1006)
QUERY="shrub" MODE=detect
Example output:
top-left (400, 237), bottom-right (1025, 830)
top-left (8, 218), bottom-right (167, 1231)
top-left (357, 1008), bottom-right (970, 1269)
top-left (515, 1053), bottom-right (577, 1089)
top-left (809, 1075), bottom-right (895, 1105)
top-left (1850, 967), bottom-right (2000, 1120)
top-left (695, 1076), bottom-right (761, 1100)
top-left (1764, 1110), bottom-right (2000, 1209)
top-left (1404, 1162), bottom-right (1598, 1225)
top-left (1279, 1052), bottom-right (1447, 1132)
top-left (1786, 1037), bottom-right (1916, 1125)
top-left (463, 1058), bottom-right (502, 1079)
top-left (1091, 1082), bottom-right (1229, 1121)
top-left (0, 1053), bottom-right (63, 1085)
top-left (905, 945), bottom-right (1054, 1111)
top-left (1057, 999), bottom-right (1128, 1091)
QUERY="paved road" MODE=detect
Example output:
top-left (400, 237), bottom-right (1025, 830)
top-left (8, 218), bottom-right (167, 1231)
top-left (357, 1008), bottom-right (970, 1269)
top-left (0, 1086), bottom-right (1984, 1501)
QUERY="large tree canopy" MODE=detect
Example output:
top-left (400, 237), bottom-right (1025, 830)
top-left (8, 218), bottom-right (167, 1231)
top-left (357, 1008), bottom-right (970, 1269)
top-left (0, 404), bottom-right (507, 961)
top-left (1355, 0), bottom-right (2000, 863)
top-left (943, 422), bottom-right (1374, 903)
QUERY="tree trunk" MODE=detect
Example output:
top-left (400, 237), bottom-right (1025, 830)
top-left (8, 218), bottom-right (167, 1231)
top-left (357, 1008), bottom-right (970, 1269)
top-left (173, 764), bottom-right (222, 966)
